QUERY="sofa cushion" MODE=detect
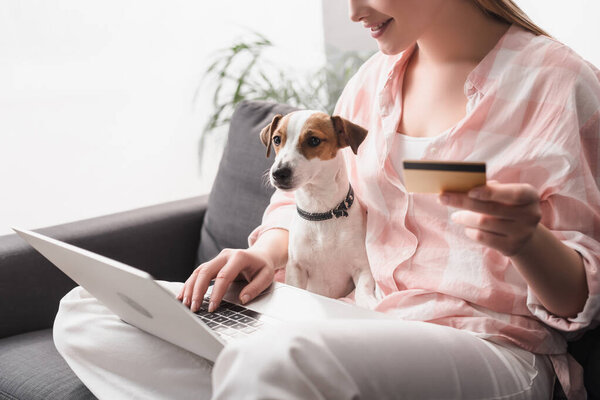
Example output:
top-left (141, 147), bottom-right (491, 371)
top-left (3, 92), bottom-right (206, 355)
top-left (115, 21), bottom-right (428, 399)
top-left (568, 326), bottom-right (600, 399)
top-left (0, 329), bottom-right (96, 400)
top-left (586, 339), bottom-right (600, 398)
top-left (197, 101), bottom-right (297, 264)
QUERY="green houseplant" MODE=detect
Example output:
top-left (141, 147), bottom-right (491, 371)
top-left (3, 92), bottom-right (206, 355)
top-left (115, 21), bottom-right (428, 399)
top-left (196, 32), bottom-right (374, 162)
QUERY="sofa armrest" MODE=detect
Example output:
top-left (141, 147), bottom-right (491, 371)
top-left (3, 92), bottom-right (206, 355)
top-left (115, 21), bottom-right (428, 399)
top-left (0, 195), bottom-right (208, 339)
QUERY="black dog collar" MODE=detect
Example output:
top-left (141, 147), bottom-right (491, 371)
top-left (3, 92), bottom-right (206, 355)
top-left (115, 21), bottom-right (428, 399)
top-left (296, 185), bottom-right (354, 221)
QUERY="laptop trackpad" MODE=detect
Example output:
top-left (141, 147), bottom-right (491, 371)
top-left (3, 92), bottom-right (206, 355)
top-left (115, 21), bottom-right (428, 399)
top-left (228, 283), bottom-right (386, 322)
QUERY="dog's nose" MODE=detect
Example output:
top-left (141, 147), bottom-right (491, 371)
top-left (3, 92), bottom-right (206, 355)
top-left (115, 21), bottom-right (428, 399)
top-left (272, 167), bottom-right (292, 183)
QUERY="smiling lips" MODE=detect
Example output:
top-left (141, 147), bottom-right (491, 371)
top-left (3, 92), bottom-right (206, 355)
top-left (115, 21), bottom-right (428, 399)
top-left (367, 18), bottom-right (392, 39)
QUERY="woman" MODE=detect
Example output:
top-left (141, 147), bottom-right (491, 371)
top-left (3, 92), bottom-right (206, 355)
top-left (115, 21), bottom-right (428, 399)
top-left (55, 0), bottom-right (600, 399)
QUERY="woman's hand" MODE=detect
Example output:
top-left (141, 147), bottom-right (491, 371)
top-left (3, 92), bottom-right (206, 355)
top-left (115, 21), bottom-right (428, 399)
top-left (177, 248), bottom-right (275, 313)
top-left (439, 180), bottom-right (588, 317)
top-left (438, 180), bottom-right (542, 257)
top-left (177, 228), bottom-right (289, 313)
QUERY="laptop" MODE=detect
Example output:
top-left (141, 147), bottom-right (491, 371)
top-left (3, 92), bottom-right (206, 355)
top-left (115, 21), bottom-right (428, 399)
top-left (13, 228), bottom-right (388, 362)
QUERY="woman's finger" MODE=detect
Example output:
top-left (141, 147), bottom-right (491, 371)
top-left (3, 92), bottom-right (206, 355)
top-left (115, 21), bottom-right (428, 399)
top-left (189, 263), bottom-right (219, 312)
top-left (467, 182), bottom-right (539, 206)
top-left (451, 210), bottom-right (521, 236)
top-left (464, 227), bottom-right (506, 248)
top-left (182, 251), bottom-right (229, 309)
top-left (439, 192), bottom-right (540, 221)
top-left (238, 264), bottom-right (275, 305)
top-left (439, 192), bottom-right (522, 218)
top-left (207, 251), bottom-right (254, 312)
top-left (178, 270), bottom-right (200, 300)
top-left (180, 274), bottom-right (196, 306)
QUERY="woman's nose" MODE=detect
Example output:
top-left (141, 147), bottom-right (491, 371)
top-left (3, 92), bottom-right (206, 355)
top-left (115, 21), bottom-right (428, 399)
top-left (348, 0), bottom-right (368, 22)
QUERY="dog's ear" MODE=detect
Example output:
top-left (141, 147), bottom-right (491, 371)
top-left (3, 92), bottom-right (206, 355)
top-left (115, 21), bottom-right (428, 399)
top-left (331, 115), bottom-right (368, 155)
top-left (260, 114), bottom-right (283, 158)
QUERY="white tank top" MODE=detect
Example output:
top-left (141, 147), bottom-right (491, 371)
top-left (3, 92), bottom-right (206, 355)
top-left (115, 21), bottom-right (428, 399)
top-left (390, 133), bottom-right (437, 177)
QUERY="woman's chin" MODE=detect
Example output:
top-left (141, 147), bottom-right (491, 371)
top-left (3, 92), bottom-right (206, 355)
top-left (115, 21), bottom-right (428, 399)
top-left (378, 45), bottom-right (400, 56)
top-left (376, 37), bottom-right (414, 56)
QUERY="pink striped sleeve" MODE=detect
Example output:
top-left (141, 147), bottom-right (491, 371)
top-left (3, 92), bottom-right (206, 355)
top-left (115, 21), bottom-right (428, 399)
top-left (526, 79), bottom-right (600, 335)
top-left (247, 189), bottom-right (295, 247)
top-left (527, 212), bottom-right (600, 335)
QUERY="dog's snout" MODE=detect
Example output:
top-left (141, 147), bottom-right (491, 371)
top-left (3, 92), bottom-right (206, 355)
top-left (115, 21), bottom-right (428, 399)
top-left (272, 166), bottom-right (292, 183)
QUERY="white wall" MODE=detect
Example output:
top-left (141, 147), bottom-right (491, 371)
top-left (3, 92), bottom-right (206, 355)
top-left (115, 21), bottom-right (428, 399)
top-left (0, 0), bottom-right (324, 235)
top-left (321, 0), bottom-right (376, 55)
top-left (515, 0), bottom-right (600, 67)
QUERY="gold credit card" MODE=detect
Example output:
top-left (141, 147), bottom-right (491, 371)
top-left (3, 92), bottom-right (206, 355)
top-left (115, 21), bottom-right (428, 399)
top-left (402, 160), bottom-right (486, 193)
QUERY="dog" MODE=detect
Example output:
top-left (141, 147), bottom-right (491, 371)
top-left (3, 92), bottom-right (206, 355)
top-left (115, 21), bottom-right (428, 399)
top-left (259, 110), bottom-right (378, 309)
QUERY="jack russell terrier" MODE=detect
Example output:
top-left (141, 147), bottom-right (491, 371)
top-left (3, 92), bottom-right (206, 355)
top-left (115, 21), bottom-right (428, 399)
top-left (260, 110), bottom-right (378, 309)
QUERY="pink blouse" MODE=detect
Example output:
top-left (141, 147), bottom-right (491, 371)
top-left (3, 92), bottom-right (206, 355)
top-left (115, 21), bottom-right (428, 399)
top-left (249, 25), bottom-right (600, 399)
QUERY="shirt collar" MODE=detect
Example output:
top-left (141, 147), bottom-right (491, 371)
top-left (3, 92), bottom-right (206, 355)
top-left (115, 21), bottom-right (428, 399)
top-left (465, 24), bottom-right (531, 97)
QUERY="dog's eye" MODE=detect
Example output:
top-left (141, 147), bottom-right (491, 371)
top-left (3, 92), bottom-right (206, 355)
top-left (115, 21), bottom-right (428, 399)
top-left (272, 136), bottom-right (281, 146)
top-left (308, 137), bottom-right (321, 147)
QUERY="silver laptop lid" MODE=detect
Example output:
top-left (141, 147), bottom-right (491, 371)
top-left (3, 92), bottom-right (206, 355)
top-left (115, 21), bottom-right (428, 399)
top-left (13, 228), bottom-right (225, 361)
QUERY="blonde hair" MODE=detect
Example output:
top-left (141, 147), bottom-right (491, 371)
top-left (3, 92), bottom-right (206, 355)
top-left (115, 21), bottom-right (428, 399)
top-left (472, 0), bottom-right (549, 36)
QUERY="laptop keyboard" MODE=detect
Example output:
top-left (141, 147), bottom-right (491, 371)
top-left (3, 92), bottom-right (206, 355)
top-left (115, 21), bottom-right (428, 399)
top-left (194, 298), bottom-right (275, 343)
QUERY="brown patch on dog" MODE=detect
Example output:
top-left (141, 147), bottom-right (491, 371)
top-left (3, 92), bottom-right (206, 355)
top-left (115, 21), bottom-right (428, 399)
top-left (298, 113), bottom-right (369, 159)
top-left (298, 113), bottom-right (341, 160)
top-left (259, 114), bottom-right (287, 157)
top-left (331, 115), bottom-right (368, 154)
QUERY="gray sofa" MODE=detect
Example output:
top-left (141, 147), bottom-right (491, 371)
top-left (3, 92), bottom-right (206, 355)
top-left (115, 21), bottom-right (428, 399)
top-left (0, 100), bottom-right (598, 399)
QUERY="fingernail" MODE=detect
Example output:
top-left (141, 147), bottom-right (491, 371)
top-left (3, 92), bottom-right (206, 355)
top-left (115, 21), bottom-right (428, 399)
top-left (191, 300), bottom-right (198, 312)
top-left (183, 297), bottom-right (189, 306)
top-left (208, 301), bottom-right (216, 313)
top-left (469, 188), bottom-right (483, 199)
top-left (241, 294), bottom-right (250, 304)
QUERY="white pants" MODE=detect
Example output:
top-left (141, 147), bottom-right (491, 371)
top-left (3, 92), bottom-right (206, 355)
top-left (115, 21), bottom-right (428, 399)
top-left (53, 283), bottom-right (556, 400)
